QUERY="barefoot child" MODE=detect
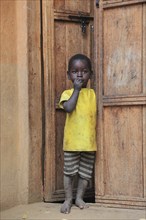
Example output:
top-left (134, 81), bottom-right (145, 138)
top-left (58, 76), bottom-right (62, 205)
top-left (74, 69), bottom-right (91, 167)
top-left (59, 54), bottom-right (97, 214)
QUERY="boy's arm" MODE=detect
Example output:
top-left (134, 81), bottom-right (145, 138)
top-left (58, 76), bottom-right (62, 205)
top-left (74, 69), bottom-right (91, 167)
top-left (63, 78), bottom-right (83, 113)
top-left (63, 89), bottom-right (80, 113)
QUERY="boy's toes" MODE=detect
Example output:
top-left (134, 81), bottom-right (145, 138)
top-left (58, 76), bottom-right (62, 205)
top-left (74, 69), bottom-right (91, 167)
top-left (60, 201), bottom-right (72, 214)
top-left (75, 199), bottom-right (89, 209)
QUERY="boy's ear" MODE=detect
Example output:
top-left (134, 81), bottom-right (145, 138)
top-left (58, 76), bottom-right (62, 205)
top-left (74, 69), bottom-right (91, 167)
top-left (67, 71), bottom-right (71, 80)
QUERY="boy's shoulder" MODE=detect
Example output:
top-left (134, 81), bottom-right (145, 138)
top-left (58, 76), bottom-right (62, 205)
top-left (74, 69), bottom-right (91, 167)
top-left (61, 88), bottom-right (95, 95)
top-left (61, 88), bottom-right (73, 95)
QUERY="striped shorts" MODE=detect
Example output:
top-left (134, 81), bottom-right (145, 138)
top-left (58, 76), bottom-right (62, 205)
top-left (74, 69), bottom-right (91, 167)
top-left (64, 151), bottom-right (96, 180)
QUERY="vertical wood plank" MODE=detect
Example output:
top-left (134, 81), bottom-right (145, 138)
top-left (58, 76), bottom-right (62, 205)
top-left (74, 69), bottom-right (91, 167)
top-left (94, 1), bottom-right (105, 197)
top-left (143, 2), bottom-right (146, 94)
top-left (54, 21), bottom-right (66, 190)
top-left (27, 0), bottom-right (42, 202)
top-left (143, 3), bottom-right (146, 198)
top-left (143, 105), bottom-right (146, 198)
top-left (65, 22), bottom-right (90, 88)
top-left (54, 21), bottom-right (66, 99)
top-left (55, 110), bottom-right (65, 190)
top-left (66, 22), bottom-right (82, 88)
top-left (42, 0), bottom-right (56, 200)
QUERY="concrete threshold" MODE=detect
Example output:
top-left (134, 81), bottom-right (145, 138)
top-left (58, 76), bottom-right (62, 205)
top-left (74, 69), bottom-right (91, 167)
top-left (1, 202), bottom-right (146, 220)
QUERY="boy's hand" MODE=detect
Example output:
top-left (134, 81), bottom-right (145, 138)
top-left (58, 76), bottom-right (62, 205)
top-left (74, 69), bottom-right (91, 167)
top-left (63, 78), bottom-right (83, 112)
top-left (74, 78), bottom-right (83, 91)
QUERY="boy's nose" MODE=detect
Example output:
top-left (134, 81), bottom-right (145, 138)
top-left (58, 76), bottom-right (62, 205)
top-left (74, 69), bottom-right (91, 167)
top-left (77, 71), bottom-right (83, 77)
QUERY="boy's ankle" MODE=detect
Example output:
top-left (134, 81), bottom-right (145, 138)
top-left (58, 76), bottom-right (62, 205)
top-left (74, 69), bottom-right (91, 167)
top-left (65, 198), bottom-right (72, 203)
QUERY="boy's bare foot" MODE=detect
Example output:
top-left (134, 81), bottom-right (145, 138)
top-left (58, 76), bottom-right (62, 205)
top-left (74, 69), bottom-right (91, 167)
top-left (75, 198), bottom-right (89, 209)
top-left (75, 177), bottom-right (89, 209)
top-left (60, 200), bottom-right (72, 214)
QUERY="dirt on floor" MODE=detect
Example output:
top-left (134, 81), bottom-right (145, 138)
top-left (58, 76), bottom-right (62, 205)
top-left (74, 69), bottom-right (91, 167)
top-left (1, 202), bottom-right (146, 220)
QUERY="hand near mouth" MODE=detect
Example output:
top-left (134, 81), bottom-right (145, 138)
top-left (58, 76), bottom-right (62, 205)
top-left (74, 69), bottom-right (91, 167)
top-left (74, 78), bottom-right (83, 91)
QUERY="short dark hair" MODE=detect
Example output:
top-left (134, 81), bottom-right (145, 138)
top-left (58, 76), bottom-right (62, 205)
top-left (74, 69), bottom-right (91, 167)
top-left (68, 54), bottom-right (92, 71)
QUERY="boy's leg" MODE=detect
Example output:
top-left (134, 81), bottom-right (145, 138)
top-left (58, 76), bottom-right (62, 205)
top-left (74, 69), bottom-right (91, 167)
top-left (61, 151), bottom-right (80, 214)
top-left (60, 174), bottom-right (74, 214)
top-left (75, 176), bottom-right (89, 209)
top-left (75, 152), bottom-right (95, 209)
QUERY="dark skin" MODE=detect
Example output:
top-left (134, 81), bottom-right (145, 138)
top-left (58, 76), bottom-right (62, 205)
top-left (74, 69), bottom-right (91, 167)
top-left (60, 58), bottom-right (93, 214)
top-left (63, 59), bottom-right (93, 112)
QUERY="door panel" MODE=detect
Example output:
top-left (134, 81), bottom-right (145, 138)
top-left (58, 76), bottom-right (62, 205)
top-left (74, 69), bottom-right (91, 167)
top-left (103, 5), bottom-right (142, 95)
top-left (55, 21), bottom-right (92, 191)
top-left (104, 106), bottom-right (143, 197)
top-left (43, 0), bottom-right (94, 201)
top-left (55, 21), bottom-right (91, 101)
top-left (94, 0), bottom-right (146, 208)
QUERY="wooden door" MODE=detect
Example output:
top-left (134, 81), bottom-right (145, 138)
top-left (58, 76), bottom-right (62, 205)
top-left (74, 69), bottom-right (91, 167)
top-left (94, 0), bottom-right (146, 208)
top-left (42, 0), bottom-right (95, 201)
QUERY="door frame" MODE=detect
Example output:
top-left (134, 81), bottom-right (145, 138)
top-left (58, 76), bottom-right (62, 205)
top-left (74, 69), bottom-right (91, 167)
top-left (41, 0), bottom-right (96, 202)
top-left (41, 0), bottom-right (56, 201)
top-left (40, 0), bottom-right (146, 208)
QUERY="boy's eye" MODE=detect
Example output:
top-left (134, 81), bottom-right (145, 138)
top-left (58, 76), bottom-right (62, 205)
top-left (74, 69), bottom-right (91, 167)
top-left (71, 70), bottom-right (77, 74)
top-left (70, 70), bottom-right (89, 74)
top-left (83, 70), bottom-right (88, 74)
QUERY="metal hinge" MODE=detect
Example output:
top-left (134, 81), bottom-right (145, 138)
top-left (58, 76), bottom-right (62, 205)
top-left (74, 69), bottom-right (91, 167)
top-left (96, 0), bottom-right (100, 7)
top-left (68, 15), bottom-right (93, 34)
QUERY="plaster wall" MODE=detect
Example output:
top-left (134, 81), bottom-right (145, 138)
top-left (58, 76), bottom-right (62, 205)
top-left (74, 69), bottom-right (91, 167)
top-left (0, 0), bottom-right (29, 210)
top-left (1, 0), bottom-right (42, 210)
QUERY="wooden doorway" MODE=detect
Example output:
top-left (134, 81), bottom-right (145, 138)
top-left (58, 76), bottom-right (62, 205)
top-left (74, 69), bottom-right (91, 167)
top-left (41, 0), bottom-right (146, 208)
top-left (94, 0), bottom-right (146, 209)
top-left (42, 0), bottom-right (95, 202)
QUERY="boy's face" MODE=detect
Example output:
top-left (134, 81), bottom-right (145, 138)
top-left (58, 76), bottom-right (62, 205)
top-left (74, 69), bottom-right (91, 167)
top-left (68, 59), bottom-right (92, 88)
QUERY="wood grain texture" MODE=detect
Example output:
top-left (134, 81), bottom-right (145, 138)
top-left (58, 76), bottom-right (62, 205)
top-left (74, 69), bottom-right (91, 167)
top-left (143, 3), bottom-right (146, 198)
top-left (54, 0), bottom-right (91, 13)
top-left (102, 0), bottom-right (146, 8)
top-left (42, 0), bottom-right (56, 200)
top-left (95, 1), bottom-right (146, 208)
top-left (27, 0), bottom-right (42, 202)
top-left (103, 4), bottom-right (142, 96)
top-left (104, 106), bottom-right (143, 197)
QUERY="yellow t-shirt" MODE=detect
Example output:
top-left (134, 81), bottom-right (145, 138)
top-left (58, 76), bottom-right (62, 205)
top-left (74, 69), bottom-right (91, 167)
top-left (59, 88), bottom-right (97, 151)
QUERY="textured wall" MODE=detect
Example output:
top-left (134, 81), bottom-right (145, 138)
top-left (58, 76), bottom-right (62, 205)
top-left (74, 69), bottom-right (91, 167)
top-left (0, 0), bottom-right (42, 210)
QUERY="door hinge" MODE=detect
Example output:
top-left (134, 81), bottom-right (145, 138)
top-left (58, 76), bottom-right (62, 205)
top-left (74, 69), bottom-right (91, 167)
top-left (96, 0), bottom-right (100, 7)
top-left (68, 15), bottom-right (93, 34)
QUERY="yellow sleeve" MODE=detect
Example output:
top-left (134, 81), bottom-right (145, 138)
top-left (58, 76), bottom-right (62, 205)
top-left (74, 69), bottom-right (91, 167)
top-left (59, 90), bottom-right (72, 109)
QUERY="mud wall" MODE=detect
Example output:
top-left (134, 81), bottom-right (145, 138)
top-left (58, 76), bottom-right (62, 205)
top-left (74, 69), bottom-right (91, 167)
top-left (1, 0), bottom-right (42, 210)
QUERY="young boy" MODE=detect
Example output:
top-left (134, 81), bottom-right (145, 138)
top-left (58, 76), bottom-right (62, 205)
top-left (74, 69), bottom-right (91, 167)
top-left (59, 54), bottom-right (97, 214)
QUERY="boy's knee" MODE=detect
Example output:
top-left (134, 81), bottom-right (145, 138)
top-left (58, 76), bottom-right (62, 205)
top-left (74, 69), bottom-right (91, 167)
top-left (78, 174), bottom-right (91, 182)
top-left (64, 171), bottom-right (78, 177)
